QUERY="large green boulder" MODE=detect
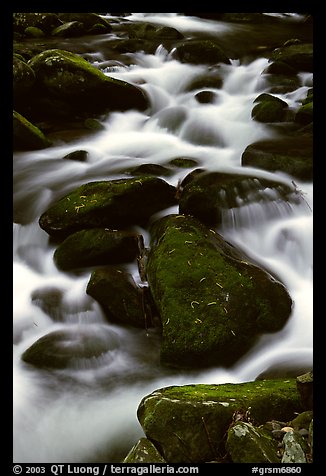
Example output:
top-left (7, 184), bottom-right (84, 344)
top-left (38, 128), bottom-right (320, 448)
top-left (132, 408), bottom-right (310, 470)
top-left (173, 39), bottom-right (231, 65)
top-left (137, 380), bottom-right (302, 463)
top-left (27, 49), bottom-right (148, 118)
top-left (146, 214), bottom-right (292, 369)
top-left (39, 176), bottom-right (177, 239)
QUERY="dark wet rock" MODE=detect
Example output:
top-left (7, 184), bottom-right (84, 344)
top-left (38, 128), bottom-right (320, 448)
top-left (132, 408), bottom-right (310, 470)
top-left (57, 13), bottom-right (112, 33)
top-left (296, 371), bottom-right (313, 410)
top-left (86, 267), bottom-right (148, 328)
top-left (63, 150), bottom-right (89, 162)
top-left (127, 163), bottom-right (172, 177)
top-left (13, 110), bottom-right (52, 150)
top-left (31, 287), bottom-right (64, 321)
top-left (179, 170), bottom-right (302, 227)
top-left (21, 325), bottom-right (120, 370)
top-left (126, 22), bottom-right (183, 41)
top-left (169, 157), bottom-right (199, 169)
top-left (184, 73), bottom-right (223, 92)
top-left (54, 228), bottom-right (142, 270)
top-left (281, 431), bottom-right (307, 463)
top-left (39, 176), bottom-right (177, 240)
top-left (13, 55), bottom-right (36, 98)
top-left (146, 214), bottom-right (292, 369)
top-left (52, 21), bottom-right (86, 38)
top-left (13, 13), bottom-right (62, 34)
top-left (270, 42), bottom-right (313, 72)
top-left (242, 134), bottom-right (313, 181)
top-left (172, 39), bottom-right (231, 65)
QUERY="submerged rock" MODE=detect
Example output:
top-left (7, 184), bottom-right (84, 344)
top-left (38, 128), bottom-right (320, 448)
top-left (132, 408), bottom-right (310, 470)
top-left (21, 325), bottom-right (119, 370)
top-left (146, 214), bottom-right (292, 369)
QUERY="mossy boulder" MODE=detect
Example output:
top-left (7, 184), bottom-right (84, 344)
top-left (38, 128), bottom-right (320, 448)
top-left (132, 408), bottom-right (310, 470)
top-left (146, 214), bottom-right (292, 369)
top-left (27, 49), bottom-right (148, 119)
top-left (270, 42), bottom-right (313, 72)
top-left (137, 379), bottom-right (302, 463)
top-left (251, 93), bottom-right (289, 122)
top-left (241, 134), bottom-right (313, 181)
top-left (54, 228), bottom-right (143, 271)
top-left (173, 39), bottom-right (231, 65)
top-left (39, 176), bottom-right (177, 240)
top-left (122, 437), bottom-right (166, 463)
top-left (21, 325), bottom-right (120, 370)
top-left (86, 267), bottom-right (147, 328)
top-left (13, 110), bottom-right (51, 150)
top-left (226, 422), bottom-right (279, 463)
top-left (179, 171), bottom-right (301, 227)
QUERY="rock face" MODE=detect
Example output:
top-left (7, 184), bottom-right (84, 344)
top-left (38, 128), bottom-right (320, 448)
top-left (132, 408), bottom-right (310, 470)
top-left (146, 214), bottom-right (293, 369)
top-left (137, 380), bottom-right (302, 463)
top-left (39, 176), bottom-right (177, 239)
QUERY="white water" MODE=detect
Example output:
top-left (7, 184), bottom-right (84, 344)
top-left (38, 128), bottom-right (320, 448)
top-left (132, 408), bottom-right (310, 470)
top-left (13, 14), bottom-right (313, 463)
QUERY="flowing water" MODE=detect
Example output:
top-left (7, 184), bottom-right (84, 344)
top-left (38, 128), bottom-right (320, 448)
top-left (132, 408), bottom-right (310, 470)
top-left (13, 13), bottom-right (313, 463)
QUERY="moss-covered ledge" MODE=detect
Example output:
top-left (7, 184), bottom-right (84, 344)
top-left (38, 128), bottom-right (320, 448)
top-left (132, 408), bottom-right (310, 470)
top-left (146, 214), bottom-right (292, 369)
top-left (136, 379), bottom-right (303, 463)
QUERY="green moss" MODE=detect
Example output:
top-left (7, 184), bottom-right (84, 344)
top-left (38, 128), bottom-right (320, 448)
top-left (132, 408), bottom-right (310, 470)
top-left (146, 215), bottom-right (292, 368)
top-left (39, 177), bottom-right (177, 239)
